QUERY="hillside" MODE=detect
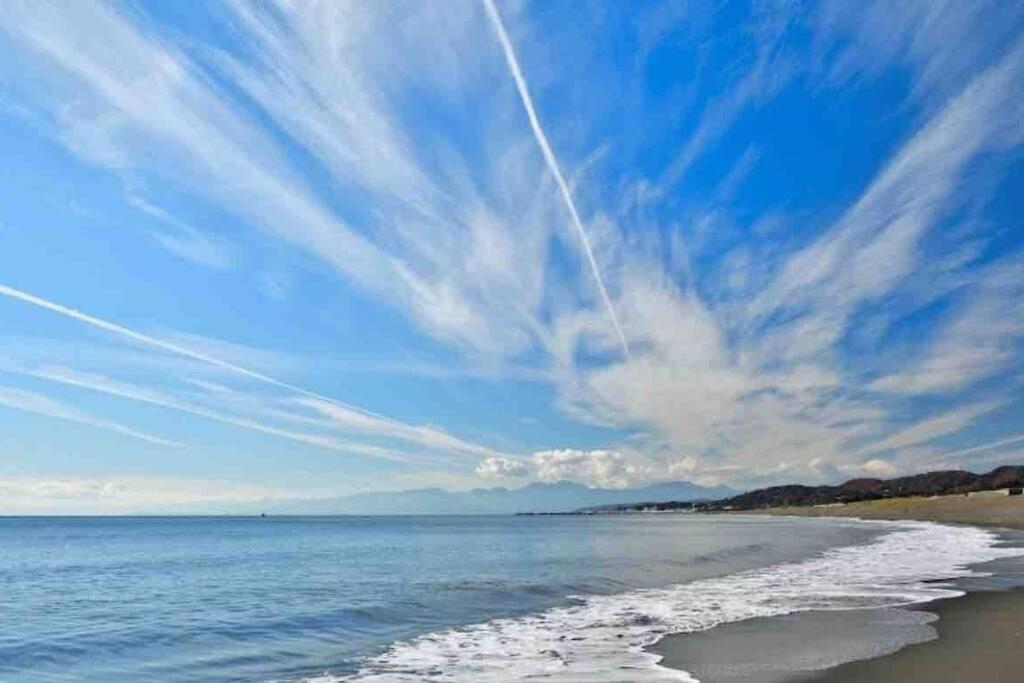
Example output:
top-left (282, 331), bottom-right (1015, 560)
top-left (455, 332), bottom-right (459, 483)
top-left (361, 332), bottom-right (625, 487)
top-left (711, 465), bottom-right (1024, 511)
top-left (583, 466), bottom-right (1024, 513)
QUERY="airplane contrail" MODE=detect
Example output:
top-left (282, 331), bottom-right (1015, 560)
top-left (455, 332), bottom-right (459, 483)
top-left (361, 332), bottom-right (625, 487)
top-left (0, 283), bottom-right (488, 451)
top-left (483, 0), bottom-right (630, 356)
top-left (939, 433), bottom-right (1024, 460)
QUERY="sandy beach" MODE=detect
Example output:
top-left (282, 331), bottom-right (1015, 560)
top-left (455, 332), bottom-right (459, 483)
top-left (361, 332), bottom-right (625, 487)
top-left (788, 497), bottom-right (1024, 681)
top-left (740, 492), bottom-right (1024, 529)
top-left (654, 587), bottom-right (1024, 682)
top-left (653, 498), bottom-right (1024, 681)
top-left (808, 589), bottom-right (1024, 682)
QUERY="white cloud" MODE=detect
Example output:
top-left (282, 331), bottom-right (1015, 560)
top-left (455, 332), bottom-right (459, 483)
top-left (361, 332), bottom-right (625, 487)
top-left (532, 449), bottom-right (634, 489)
top-left (936, 433), bottom-right (1024, 461)
top-left (551, 35), bottom-right (1024, 480)
top-left (0, 0), bottom-right (563, 357)
top-left (0, 474), bottom-right (282, 514)
top-left (483, 0), bottom-right (628, 356)
top-left (189, 0), bottom-right (564, 356)
top-left (6, 364), bottom-right (442, 465)
top-left (475, 456), bottom-right (529, 479)
top-left (0, 2), bottom-right (1021, 492)
top-left (148, 228), bottom-right (234, 270)
top-left (861, 401), bottom-right (1001, 455)
top-left (748, 37), bottom-right (1024, 363)
top-left (870, 258), bottom-right (1024, 394)
top-left (0, 285), bottom-right (503, 464)
top-left (935, 447), bottom-right (1024, 472)
top-left (657, 5), bottom-right (795, 192)
top-left (0, 383), bottom-right (180, 447)
top-left (296, 397), bottom-right (506, 461)
top-left (816, 0), bottom-right (1024, 106)
top-left (128, 195), bottom-right (234, 270)
top-left (806, 457), bottom-right (901, 482)
top-left (857, 458), bottom-right (900, 477)
top-left (475, 449), bottom-right (638, 488)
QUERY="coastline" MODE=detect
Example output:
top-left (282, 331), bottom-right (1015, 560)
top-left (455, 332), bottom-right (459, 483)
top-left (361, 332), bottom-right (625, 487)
top-left (736, 492), bottom-right (1024, 529)
top-left (653, 500), bottom-right (1024, 681)
top-left (805, 588), bottom-right (1024, 682)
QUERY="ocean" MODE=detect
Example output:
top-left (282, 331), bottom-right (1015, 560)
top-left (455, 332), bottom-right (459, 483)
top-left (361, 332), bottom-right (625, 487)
top-left (1, 514), bottom-right (1019, 682)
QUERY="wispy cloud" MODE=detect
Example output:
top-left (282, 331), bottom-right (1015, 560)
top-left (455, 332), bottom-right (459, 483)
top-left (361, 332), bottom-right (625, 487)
top-left (0, 382), bottom-right (180, 447)
top-left (8, 364), bottom-right (441, 465)
top-left (296, 398), bottom-right (510, 461)
top-left (935, 433), bottom-right (1024, 462)
top-left (0, 0), bottom-right (512, 353)
top-left (1, 1), bottom-right (1022, 494)
top-left (860, 401), bottom-right (1001, 456)
top-left (748, 37), bottom-right (1024, 363)
top-left (0, 284), bottom-right (506, 464)
top-left (1, 284), bottom-right (415, 424)
top-left (552, 35), bottom-right (1024, 479)
top-left (127, 195), bottom-right (235, 270)
top-left (815, 0), bottom-right (1024, 106)
top-left (657, 5), bottom-right (796, 193)
top-left (483, 0), bottom-right (629, 356)
top-left (870, 257), bottom-right (1024, 394)
top-left (0, 474), bottom-right (283, 514)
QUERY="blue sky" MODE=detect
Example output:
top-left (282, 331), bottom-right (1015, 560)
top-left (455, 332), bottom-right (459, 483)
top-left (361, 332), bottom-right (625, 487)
top-left (1, 0), bottom-right (1023, 513)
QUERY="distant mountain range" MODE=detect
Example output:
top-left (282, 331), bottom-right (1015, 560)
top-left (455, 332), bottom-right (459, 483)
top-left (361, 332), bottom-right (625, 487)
top-left (244, 480), bottom-right (736, 515)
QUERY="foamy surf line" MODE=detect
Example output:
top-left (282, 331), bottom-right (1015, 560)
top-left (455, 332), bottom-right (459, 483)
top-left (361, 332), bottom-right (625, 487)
top-left (310, 521), bottom-right (1021, 682)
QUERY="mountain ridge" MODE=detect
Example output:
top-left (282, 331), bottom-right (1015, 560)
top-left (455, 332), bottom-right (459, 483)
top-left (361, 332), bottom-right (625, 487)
top-left (583, 465), bottom-right (1024, 513)
top-left (243, 480), bottom-right (736, 515)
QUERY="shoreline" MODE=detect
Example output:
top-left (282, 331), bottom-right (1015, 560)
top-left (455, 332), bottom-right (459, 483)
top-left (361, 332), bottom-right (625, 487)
top-left (734, 492), bottom-right (1024, 529)
top-left (653, 502), bottom-right (1024, 681)
top-left (653, 587), bottom-right (1024, 683)
top-left (807, 588), bottom-right (1024, 681)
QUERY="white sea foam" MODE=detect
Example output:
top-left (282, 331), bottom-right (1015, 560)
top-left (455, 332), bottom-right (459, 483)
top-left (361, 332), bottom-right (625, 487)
top-left (317, 521), bottom-right (1021, 682)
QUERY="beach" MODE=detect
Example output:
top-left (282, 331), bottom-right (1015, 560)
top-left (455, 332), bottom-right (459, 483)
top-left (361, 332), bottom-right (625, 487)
top-left (808, 588), bottom-right (1024, 682)
top-left (739, 492), bottom-right (1024, 529)
top-left (654, 496), bottom-right (1024, 681)
top-left (653, 588), bottom-right (1024, 682)
top-left (797, 497), bottom-right (1024, 681)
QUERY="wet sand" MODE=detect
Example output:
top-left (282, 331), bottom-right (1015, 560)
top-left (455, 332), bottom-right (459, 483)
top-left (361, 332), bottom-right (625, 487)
top-left (808, 589), bottom-right (1024, 682)
top-left (739, 493), bottom-right (1024, 529)
top-left (650, 607), bottom-right (939, 682)
top-left (652, 502), bottom-right (1024, 681)
top-left (654, 590), bottom-right (1024, 682)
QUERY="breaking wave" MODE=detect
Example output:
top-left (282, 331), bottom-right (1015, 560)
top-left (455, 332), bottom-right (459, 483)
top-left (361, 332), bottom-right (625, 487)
top-left (312, 520), bottom-right (1021, 682)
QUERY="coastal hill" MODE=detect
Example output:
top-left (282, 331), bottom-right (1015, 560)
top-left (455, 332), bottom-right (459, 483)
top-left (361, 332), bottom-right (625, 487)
top-left (712, 465), bottom-right (1024, 511)
top-left (584, 466), bottom-right (1024, 513)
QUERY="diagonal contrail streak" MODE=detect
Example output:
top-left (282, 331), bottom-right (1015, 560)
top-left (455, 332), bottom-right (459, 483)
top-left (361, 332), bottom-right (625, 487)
top-left (0, 283), bottom-right (488, 455)
top-left (483, 0), bottom-right (630, 356)
top-left (0, 283), bottom-right (397, 420)
top-left (939, 433), bottom-right (1024, 460)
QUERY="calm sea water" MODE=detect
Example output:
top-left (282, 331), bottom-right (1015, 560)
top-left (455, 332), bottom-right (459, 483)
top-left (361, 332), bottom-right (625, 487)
top-left (1, 515), bottom-right (1016, 682)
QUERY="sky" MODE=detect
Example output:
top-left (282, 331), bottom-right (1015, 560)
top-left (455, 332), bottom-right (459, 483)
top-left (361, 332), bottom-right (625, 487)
top-left (1, 0), bottom-right (1023, 513)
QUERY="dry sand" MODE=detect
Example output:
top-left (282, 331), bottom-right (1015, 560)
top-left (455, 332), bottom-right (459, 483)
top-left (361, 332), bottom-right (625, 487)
top-left (739, 492), bottom-right (1024, 529)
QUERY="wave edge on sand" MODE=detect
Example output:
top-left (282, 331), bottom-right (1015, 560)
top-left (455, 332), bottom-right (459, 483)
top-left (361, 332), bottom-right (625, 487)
top-left (317, 520), bottom-right (1020, 682)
